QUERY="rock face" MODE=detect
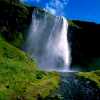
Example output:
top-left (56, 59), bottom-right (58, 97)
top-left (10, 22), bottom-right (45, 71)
top-left (0, 0), bottom-right (33, 47)
top-left (68, 21), bottom-right (100, 69)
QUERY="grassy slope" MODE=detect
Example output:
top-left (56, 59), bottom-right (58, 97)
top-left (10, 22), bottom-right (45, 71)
top-left (0, 37), bottom-right (60, 100)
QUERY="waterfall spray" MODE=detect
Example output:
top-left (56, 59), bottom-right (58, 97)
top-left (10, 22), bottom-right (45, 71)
top-left (25, 11), bottom-right (71, 72)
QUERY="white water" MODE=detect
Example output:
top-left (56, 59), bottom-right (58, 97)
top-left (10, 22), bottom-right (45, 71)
top-left (25, 11), bottom-right (71, 72)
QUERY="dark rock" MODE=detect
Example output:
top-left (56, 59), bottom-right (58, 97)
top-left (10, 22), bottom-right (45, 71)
top-left (68, 20), bottom-right (100, 70)
top-left (0, 0), bottom-right (33, 47)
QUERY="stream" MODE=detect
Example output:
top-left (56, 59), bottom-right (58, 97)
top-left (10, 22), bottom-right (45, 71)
top-left (47, 72), bottom-right (100, 100)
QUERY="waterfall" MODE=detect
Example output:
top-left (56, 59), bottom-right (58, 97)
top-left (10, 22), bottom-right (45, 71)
top-left (25, 10), bottom-right (71, 72)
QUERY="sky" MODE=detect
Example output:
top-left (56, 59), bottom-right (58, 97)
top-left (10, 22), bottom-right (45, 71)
top-left (20, 0), bottom-right (100, 23)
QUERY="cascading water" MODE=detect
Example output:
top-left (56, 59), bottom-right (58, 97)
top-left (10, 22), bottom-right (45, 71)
top-left (25, 10), bottom-right (71, 72)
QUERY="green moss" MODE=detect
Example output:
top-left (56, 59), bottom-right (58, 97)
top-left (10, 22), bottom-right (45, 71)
top-left (77, 70), bottom-right (100, 87)
top-left (68, 20), bottom-right (84, 29)
top-left (68, 20), bottom-right (76, 26)
top-left (68, 20), bottom-right (79, 27)
top-left (0, 37), bottom-right (60, 100)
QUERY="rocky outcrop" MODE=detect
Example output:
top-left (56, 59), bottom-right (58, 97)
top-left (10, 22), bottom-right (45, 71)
top-left (0, 0), bottom-right (33, 47)
top-left (68, 20), bottom-right (100, 69)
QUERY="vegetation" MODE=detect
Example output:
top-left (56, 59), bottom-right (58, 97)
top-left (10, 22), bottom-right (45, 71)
top-left (0, 36), bottom-right (60, 100)
top-left (78, 70), bottom-right (100, 87)
top-left (68, 20), bottom-right (80, 28)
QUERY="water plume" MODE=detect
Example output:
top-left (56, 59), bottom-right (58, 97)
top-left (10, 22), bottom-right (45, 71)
top-left (25, 10), bottom-right (71, 71)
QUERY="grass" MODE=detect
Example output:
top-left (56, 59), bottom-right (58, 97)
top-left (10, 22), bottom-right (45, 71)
top-left (78, 70), bottom-right (100, 87)
top-left (68, 20), bottom-right (80, 28)
top-left (0, 36), bottom-right (60, 100)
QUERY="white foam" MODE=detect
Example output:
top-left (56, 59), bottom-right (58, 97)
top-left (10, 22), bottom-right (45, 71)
top-left (25, 12), bottom-right (71, 72)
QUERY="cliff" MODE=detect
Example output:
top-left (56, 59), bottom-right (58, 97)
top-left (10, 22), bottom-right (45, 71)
top-left (68, 20), bottom-right (100, 69)
top-left (0, 0), bottom-right (33, 47)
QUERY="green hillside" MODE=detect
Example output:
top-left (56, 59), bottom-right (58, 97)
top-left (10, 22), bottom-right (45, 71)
top-left (0, 36), bottom-right (59, 100)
